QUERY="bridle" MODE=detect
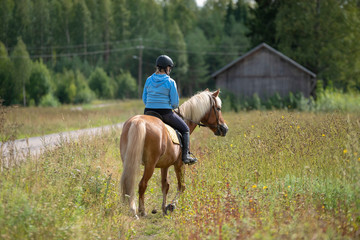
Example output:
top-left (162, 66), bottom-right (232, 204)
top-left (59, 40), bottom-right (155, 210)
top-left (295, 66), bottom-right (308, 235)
top-left (175, 95), bottom-right (221, 129)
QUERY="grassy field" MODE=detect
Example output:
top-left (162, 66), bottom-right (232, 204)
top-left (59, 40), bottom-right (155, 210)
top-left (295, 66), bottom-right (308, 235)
top-left (1, 108), bottom-right (360, 239)
top-left (0, 100), bottom-right (144, 140)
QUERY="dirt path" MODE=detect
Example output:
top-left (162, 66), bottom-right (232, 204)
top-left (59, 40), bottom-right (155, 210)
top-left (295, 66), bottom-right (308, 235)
top-left (0, 123), bottom-right (123, 169)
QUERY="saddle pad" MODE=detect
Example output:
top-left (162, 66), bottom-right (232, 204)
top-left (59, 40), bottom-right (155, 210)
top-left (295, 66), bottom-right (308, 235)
top-left (164, 124), bottom-right (180, 145)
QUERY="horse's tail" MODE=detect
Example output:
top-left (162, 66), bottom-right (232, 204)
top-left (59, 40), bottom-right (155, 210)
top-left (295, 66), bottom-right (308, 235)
top-left (120, 118), bottom-right (146, 212)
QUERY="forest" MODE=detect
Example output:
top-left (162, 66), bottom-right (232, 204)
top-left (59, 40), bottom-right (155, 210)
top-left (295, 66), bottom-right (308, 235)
top-left (0, 0), bottom-right (360, 106)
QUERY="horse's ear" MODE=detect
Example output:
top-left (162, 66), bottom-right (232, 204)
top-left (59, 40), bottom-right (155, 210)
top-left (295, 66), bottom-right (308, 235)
top-left (212, 89), bottom-right (220, 97)
top-left (205, 88), bottom-right (209, 92)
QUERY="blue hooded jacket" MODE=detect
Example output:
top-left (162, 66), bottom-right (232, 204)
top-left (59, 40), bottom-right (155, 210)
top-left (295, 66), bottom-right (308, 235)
top-left (142, 73), bottom-right (179, 109)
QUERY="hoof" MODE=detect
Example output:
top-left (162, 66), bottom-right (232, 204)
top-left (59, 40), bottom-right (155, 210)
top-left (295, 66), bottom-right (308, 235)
top-left (151, 209), bottom-right (157, 214)
top-left (134, 214), bottom-right (139, 220)
top-left (139, 211), bottom-right (147, 217)
top-left (165, 203), bottom-right (176, 214)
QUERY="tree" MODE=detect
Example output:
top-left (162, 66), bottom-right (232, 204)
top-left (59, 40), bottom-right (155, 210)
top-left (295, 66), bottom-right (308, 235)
top-left (185, 28), bottom-right (209, 95)
top-left (0, 42), bottom-right (14, 105)
top-left (30, 0), bottom-right (50, 57)
top-left (167, 21), bottom-right (188, 96)
top-left (275, 0), bottom-right (359, 88)
top-left (112, 0), bottom-right (130, 41)
top-left (26, 60), bottom-right (51, 105)
top-left (165, 0), bottom-right (197, 35)
top-left (70, 0), bottom-right (92, 56)
top-left (88, 67), bottom-right (114, 99)
top-left (247, 0), bottom-right (280, 48)
top-left (0, 0), bottom-right (15, 46)
top-left (114, 71), bottom-right (137, 99)
top-left (11, 37), bottom-right (32, 106)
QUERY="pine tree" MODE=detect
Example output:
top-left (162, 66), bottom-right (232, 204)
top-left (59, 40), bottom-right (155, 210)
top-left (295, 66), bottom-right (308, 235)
top-left (11, 38), bottom-right (32, 106)
top-left (0, 42), bottom-right (14, 105)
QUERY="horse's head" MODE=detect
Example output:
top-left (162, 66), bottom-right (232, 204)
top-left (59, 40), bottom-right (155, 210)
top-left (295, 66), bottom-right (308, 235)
top-left (200, 89), bottom-right (228, 137)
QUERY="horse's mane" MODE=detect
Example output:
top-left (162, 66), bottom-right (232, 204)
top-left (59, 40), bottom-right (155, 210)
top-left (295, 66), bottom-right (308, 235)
top-left (179, 90), bottom-right (222, 123)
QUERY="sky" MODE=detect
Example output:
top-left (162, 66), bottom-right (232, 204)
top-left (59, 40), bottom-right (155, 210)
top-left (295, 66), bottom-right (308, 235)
top-left (196, 0), bottom-right (206, 7)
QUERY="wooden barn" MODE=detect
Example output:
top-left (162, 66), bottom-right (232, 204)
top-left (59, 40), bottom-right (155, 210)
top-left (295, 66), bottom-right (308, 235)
top-left (212, 43), bottom-right (317, 99)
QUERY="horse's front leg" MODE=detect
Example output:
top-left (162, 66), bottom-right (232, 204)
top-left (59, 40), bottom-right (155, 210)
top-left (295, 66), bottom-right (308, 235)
top-left (161, 167), bottom-right (170, 215)
top-left (138, 165), bottom-right (155, 217)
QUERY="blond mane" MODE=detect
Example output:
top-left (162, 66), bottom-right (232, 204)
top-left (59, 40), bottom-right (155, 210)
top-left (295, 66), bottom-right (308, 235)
top-left (179, 90), bottom-right (222, 123)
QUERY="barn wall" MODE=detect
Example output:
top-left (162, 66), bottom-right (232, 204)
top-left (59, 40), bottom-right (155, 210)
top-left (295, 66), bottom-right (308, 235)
top-left (215, 48), bottom-right (313, 99)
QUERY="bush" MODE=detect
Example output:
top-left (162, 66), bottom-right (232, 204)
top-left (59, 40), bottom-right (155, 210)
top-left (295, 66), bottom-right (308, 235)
top-left (88, 67), bottom-right (114, 99)
top-left (315, 88), bottom-right (360, 112)
top-left (54, 69), bottom-right (95, 104)
top-left (54, 70), bottom-right (77, 104)
top-left (114, 71), bottom-right (137, 99)
top-left (27, 60), bottom-right (52, 105)
top-left (39, 94), bottom-right (60, 107)
top-left (73, 71), bottom-right (95, 104)
top-left (220, 91), bottom-right (315, 112)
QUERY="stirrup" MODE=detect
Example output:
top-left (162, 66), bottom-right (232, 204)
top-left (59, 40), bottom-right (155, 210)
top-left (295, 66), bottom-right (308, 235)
top-left (183, 152), bottom-right (198, 165)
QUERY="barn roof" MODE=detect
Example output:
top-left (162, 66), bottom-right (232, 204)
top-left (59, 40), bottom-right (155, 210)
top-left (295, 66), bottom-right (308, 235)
top-left (211, 43), bottom-right (316, 78)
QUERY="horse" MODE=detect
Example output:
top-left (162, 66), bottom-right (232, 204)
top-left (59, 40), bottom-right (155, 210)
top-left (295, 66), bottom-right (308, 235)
top-left (120, 89), bottom-right (228, 218)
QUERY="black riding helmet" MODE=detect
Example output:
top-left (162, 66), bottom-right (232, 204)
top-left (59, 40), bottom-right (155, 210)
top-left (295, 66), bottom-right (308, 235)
top-left (156, 55), bottom-right (174, 71)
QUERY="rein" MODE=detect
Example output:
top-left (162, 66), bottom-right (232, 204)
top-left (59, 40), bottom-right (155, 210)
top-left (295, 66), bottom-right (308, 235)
top-left (175, 95), bottom-right (220, 129)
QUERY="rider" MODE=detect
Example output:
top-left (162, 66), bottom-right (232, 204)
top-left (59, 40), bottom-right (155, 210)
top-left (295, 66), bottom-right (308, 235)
top-left (142, 55), bottom-right (198, 165)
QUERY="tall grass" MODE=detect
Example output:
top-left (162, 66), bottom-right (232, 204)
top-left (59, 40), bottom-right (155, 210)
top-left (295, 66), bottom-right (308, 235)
top-left (0, 100), bottom-right (143, 140)
top-left (0, 111), bottom-right (359, 239)
top-left (221, 89), bottom-right (360, 112)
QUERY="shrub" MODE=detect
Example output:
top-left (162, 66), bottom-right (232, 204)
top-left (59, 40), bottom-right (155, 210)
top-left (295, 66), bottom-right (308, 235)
top-left (27, 60), bottom-right (52, 105)
top-left (114, 71), bottom-right (137, 99)
top-left (88, 67), bottom-right (114, 99)
top-left (73, 71), bottom-right (95, 104)
top-left (39, 94), bottom-right (60, 107)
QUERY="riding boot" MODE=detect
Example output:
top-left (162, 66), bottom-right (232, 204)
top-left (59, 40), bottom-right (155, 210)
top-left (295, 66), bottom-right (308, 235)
top-left (182, 132), bottom-right (198, 165)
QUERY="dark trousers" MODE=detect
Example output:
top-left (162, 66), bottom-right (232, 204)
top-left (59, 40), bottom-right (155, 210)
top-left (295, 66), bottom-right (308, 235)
top-left (144, 108), bottom-right (189, 134)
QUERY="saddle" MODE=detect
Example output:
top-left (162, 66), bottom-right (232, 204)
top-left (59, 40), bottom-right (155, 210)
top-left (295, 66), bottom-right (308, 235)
top-left (144, 111), bottom-right (182, 146)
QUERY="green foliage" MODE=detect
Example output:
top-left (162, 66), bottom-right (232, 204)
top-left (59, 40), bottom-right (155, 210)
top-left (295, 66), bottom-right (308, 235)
top-left (315, 88), bottom-right (360, 112)
top-left (10, 37), bottom-right (31, 106)
top-left (114, 71), bottom-right (137, 99)
top-left (26, 60), bottom-right (51, 105)
top-left (39, 93), bottom-right (60, 107)
top-left (0, 0), bottom-right (359, 105)
top-left (1, 110), bottom-right (359, 238)
top-left (88, 67), bottom-right (114, 99)
top-left (54, 69), bottom-right (95, 104)
top-left (221, 91), bottom-right (314, 112)
top-left (0, 41), bottom-right (14, 105)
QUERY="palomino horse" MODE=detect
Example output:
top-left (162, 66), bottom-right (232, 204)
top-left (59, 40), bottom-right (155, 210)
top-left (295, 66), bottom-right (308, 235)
top-left (120, 89), bottom-right (228, 218)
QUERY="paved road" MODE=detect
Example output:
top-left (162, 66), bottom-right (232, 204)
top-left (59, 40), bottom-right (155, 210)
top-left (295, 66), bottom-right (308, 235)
top-left (0, 123), bottom-right (123, 169)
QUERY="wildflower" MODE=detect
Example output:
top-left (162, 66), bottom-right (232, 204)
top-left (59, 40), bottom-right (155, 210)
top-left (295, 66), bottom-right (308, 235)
top-left (281, 116), bottom-right (284, 119)
top-left (297, 126), bottom-right (300, 129)
top-left (288, 185), bottom-right (291, 188)
top-left (252, 185), bottom-right (257, 188)
top-left (343, 149), bottom-right (348, 154)
top-left (249, 199), bottom-right (253, 203)
top-left (230, 144), bottom-right (233, 147)
top-left (358, 158), bottom-right (360, 161)
top-left (251, 125), bottom-right (254, 128)
top-left (257, 135), bottom-right (260, 138)
top-left (263, 186), bottom-right (268, 190)
top-left (354, 152), bottom-right (358, 156)
top-left (244, 133), bottom-right (247, 137)
top-left (290, 125), bottom-right (293, 128)
top-left (322, 134), bottom-right (325, 137)
top-left (322, 206), bottom-right (325, 209)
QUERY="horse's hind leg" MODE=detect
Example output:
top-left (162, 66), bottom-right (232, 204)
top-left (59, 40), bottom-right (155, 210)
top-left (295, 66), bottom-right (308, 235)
top-left (161, 167), bottom-right (170, 215)
top-left (172, 163), bottom-right (186, 205)
top-left (138, 164), bottom-right (155, 216)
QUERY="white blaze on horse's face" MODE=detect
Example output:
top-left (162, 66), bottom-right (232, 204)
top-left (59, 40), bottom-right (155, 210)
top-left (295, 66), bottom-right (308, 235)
top-left (212, 95), bottom-right (228, 137)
